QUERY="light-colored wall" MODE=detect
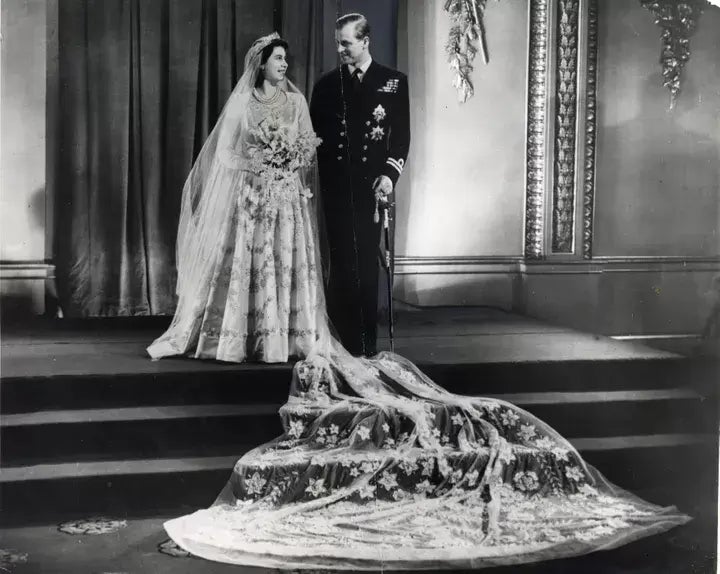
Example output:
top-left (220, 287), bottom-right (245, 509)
top-left (522, 262), bottom-right (719, 336)
top-left (395, 0), bottom-right (528, 258)
top-left (594, 0), bottom-right (720, 257)
top-left (0, 0), bottom-right (50, 315)
top-left (394, 1), bottom-right (720, 338)
top-left (520, 2), bottom-right (720, 336)
top-left (1, 0), bottom-right (47, 263)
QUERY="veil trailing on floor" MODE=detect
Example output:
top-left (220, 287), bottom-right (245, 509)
top-left (161, 33), bottom-right (691, 571)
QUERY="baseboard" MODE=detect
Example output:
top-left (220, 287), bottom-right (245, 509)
top-left (394, 255), bottom-right (720, 276)
top-left (611, 334), bottom-right (702, 341)
top-left (0, 261), bottom-right (56, 280)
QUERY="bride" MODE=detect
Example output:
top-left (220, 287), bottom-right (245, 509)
top-left (147, 35), bottom-right (323, 363)
top-left (158, 33), bottom-right (689, 570)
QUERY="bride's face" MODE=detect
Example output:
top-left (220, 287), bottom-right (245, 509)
top-left (262, 47), bottom-right (288, 85)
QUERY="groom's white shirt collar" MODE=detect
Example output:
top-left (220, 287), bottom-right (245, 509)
top-left (348, 57), bottom-right (372, 81)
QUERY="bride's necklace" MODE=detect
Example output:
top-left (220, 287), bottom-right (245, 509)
top-left (253, 86), bottom-right (282, 105)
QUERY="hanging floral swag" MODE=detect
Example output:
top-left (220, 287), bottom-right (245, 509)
top-left (640, 0), bottom-right (709, 108)
top-left (444, 0), bottom-right (496, 103)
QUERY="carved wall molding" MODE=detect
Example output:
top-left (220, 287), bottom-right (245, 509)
top-left (581, 0), bottom-right (599, 259)
top-left (551, 0), bottom-right (580, 254)
top-left (523, 0), bottom-right (550, 260)
top-left (640, 0), bottom-right (705, 108)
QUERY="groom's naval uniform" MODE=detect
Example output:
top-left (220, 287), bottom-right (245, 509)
top-left (311, 60), bottom-right (410, 356)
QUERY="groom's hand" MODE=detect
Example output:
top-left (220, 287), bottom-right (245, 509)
top-left (373, 175), bottom-right (393, 204)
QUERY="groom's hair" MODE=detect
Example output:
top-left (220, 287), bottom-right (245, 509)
top-left (335, 13), bottom-right (370, 39)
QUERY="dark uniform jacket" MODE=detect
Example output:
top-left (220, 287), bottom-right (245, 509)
top-left (310, 60), bottom-right (410, 356)
top-left (311, 61), bottom-right (410, 191)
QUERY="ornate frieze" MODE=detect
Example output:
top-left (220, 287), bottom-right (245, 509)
top-left (551, 0), bottom-right (579, 254)
top-left (524, 0), bottom-right (550, 259)
top-left (582, 0), bottom-right (599, 259)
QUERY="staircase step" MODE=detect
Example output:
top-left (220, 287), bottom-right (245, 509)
top-left (3, 356), bottom-right (711, 415)
top-left (2, 388), bottom-right (712, 467)
top-left (0, 433), bottom-right (715, 527)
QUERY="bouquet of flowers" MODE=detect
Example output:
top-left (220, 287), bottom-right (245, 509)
top-left (246, 118), bottom-right (322, 181)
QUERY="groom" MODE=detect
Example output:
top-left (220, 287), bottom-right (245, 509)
top-left (310, 13), bottom-right (410, 357)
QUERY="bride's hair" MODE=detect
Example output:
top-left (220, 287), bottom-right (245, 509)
top-left (255, 38), bottom-right (290, 87)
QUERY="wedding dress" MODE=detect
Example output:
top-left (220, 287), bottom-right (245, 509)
top-left (147, 44), bottom-right (322, 363)
top-left (160, 34), bottom-right (690, 570)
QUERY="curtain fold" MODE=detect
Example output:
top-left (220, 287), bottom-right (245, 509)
top-left (55, 0), bottom-right (275, 316)
top-left (281, 0), bottom-right (328, 99)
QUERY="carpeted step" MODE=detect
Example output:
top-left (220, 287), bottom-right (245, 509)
top-left (2, 388), bottom-right (713, 467)
top-left (3, 356), bottom-right (713, 415)
top-left (0, 433), bottom-right (715, 527)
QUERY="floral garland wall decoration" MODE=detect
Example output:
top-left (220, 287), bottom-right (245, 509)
top-left (640, 0), bottom-right (705, 107)
top-left (444, 0), bottom-right (497, 103)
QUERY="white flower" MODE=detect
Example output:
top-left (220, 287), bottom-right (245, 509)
top-left (513, 471), bottom-right (540, 493)
top-left (415, 479), bottom-right (433, 493)
top-left (381, 422), bottom-right (390, 433)
top-left (358, 484), bottom-right (376, 499)
top-left (440, 434), bottom-right (450, 445)
top-left (245, 472), bottom-right (267, 496)
top-left (551, 447), bottom-right (570, 461)
top-left (465, 470), bottom-right (479, 487)
top-left (399, 460), bottom-right (416, 475)
top-left (305, 478), bottom-right (327, 498)
top-left (349, 466), bottom-right (361, 477)
top-left (356, 426), bottom-right (371, 441)
top-left (360, 461), bottom-right (376, 473)
top-left (449, 469), bottom-right (463, 484)
top-left (501, 410), bottom-right (520, 427)
top-left (534, 437), bottom-right (554, 450)
top-left (372, 104), bottom-right (386, 122)
top-left (498, 448), bottom-right (516, 464)
top-left (378, 471), bottom-right (399, 491)
top-left (432, 428), bottom-right (442, 438)
top-left (288, 419), bottom-right (305, 438)
top-left (421, 458), bottom-right (435, 477)
top-left (565, 466), bottom-right (585, 482)
top-left (329, 424), bottom-right (340, 435)
top-left (451, 413), bottom-right (465, 426)
top-left (370, 125), bottom-right (385, 141)
top-left (392, 489), bottom-right (407, 501)
top-left (518, 424), bottom-right (537, 442)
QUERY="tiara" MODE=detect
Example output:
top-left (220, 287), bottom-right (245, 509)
top-left (244, 32), bottom-right (282, 69)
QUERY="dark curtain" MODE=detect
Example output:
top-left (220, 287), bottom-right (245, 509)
top-left (282, 0), bottom-right (399, 98)
top-left (281, 0), bottom-right (326, 99)
top-left (54, 0), bottom-right (277, 316)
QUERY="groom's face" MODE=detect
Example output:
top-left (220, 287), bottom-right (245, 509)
top-left (336, 23), bottom-right (368, 66)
